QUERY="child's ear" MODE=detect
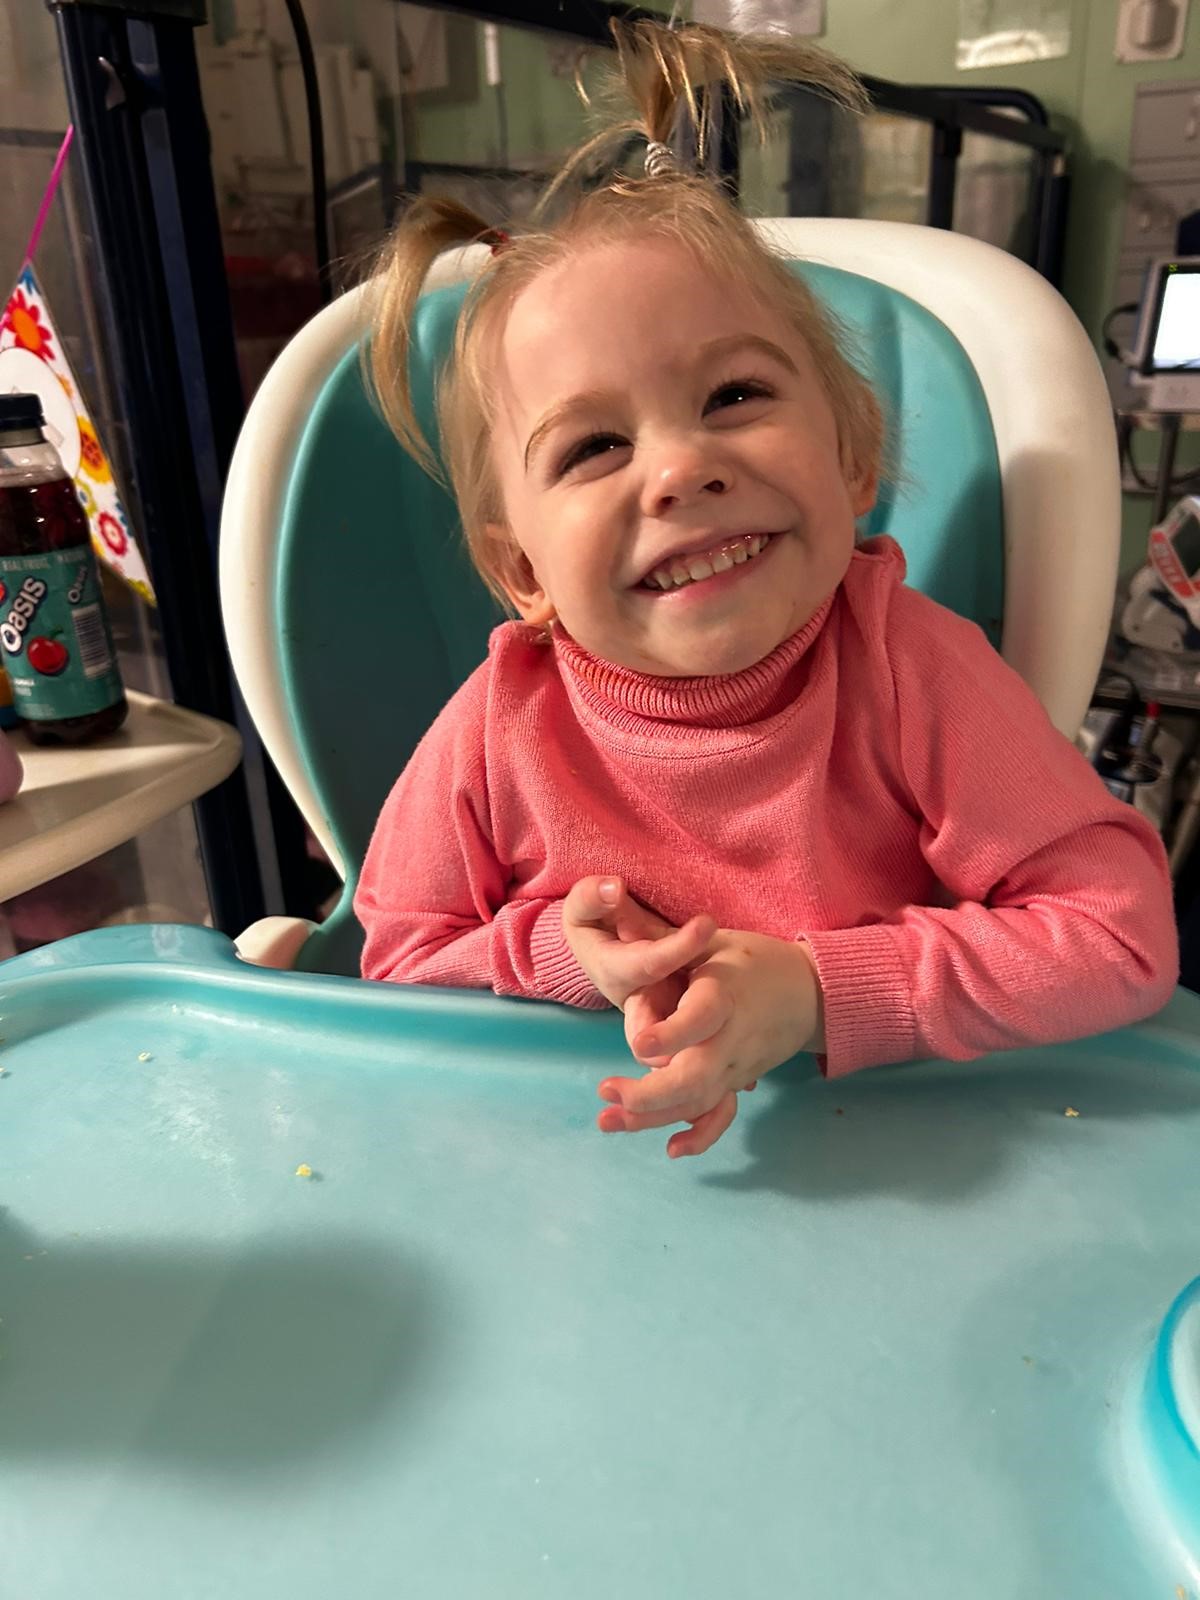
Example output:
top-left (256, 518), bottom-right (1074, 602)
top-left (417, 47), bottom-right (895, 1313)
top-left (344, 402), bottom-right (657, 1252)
top-left (487, 524), bottom-right (556, 626)
top-left (849, 465), bottom-right (879, 519)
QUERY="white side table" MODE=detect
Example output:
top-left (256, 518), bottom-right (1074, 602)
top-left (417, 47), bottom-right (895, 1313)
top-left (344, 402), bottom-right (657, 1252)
top-left (0, 691), bottom-right (242, 902)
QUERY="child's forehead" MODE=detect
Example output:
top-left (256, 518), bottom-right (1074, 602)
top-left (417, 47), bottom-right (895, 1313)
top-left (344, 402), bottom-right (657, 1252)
top-left (497, 236), bottom-right (800, 384)
top-left (515, 235), bottom-right (765, 322)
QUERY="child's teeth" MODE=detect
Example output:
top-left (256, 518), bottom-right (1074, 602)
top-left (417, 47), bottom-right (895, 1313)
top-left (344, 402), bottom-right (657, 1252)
top-left (644, 534), bottom-right (772, 590)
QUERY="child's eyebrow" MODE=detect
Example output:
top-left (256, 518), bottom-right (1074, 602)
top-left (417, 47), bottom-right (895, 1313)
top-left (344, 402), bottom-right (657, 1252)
top-left (524, 389), bottom-right (613, 472)
top-left (522, 335), bottom-right (799, 472)
top-left (698, 333), bottom-right (800, 376)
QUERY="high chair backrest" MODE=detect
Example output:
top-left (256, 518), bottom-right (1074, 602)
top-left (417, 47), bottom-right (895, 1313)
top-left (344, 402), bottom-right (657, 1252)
top-left (221, 219), bottom-right (1119, 978)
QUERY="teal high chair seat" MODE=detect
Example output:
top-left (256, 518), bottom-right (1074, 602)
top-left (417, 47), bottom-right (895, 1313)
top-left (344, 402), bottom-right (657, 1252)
top-left (6, 222), bottom-right (1200, 1600)
top-left (219, 220), bottom-right (1121, 978)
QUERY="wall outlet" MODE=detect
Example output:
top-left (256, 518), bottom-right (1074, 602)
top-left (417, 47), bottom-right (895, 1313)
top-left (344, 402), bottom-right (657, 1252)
top-left (1116, 0), bottom-right (1191, 62)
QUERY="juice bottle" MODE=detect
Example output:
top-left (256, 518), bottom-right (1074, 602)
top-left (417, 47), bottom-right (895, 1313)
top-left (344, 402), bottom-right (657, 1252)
top-left (0, 665), bottom-right (17, 730)
top-left (0, 392), bottom-right (127, 744)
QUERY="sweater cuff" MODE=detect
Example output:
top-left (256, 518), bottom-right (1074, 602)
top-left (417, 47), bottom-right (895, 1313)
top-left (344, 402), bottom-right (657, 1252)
top-left (527, 901), bottom-right (610, 1010)
top-left (804, 923), bottom-right (917, 1077)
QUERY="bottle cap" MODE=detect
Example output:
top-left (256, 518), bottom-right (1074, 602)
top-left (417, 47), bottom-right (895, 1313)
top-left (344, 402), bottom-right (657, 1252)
top-left (0, 393), bottom-right (47, 432)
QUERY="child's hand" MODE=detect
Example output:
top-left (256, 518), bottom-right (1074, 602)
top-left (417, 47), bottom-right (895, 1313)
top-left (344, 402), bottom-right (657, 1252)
top-left (562, 878), bottom-right (716, 1038)
top-left (597, 931), bottom-right (823, 1159)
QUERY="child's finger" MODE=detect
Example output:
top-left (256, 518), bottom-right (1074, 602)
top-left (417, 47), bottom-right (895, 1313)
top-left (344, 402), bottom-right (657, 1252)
top-left (667, 1092), bottom-right (738, 1159)
top-left (633, 973), bottom-right (730, 1059)
top-left (622, 915), bottom-right (716, 986)
top-left (613, 897), bottom-right (674, 943)
top-left (594, 922), bottom-right (712, 1000)
top-left (597, 1097), bottom-right (703, 1133)
top-left (566, 876), bottom-right (675, 945)
top-left (630, 1049), bottom-right (673, 1069)
top-left (562, 875), bottom-right (626, 929)
top-left (604, 1042), bottom-right (720, 1118)
top-left (624, 990), bottom-right (676, 1067)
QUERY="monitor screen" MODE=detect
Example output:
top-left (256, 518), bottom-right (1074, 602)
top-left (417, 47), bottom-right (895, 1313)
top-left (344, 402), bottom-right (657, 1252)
top-left (1151, 265), bottom-right (1200, 372)
top-left (1175, 512), bottom-right (1200, 577)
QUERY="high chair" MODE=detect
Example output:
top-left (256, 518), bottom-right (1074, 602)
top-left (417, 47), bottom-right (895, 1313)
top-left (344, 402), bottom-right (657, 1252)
top-left (4, 222), bottom-right (1199, 1599)
top-left (222, 220), bottom-right (1121, 976)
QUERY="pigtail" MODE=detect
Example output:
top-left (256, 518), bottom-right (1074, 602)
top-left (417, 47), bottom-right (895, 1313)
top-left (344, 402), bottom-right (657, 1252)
top-left (544, 19), bottom-right (868, 208)
top-left (619, 20), bottom-right (866, 150)
top-left (367, 196), bottom-right (504, 478)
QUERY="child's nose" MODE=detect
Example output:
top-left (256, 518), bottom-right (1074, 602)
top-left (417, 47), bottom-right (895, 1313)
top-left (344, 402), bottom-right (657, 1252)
top-left (641, 445), bottom-right (732, 517)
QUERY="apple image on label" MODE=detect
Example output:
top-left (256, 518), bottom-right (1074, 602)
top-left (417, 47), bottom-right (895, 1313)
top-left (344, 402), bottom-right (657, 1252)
top-left (28, 636), bottom-right (69, 677)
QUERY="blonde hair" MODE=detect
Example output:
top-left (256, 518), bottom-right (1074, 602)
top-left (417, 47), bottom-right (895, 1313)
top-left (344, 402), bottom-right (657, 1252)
top-left (370, 20), bottom-right (883, 608)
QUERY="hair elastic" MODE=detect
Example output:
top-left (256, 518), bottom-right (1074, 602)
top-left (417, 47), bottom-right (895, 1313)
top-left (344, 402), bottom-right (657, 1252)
top-left (644, 140), bottom-right (678, 179)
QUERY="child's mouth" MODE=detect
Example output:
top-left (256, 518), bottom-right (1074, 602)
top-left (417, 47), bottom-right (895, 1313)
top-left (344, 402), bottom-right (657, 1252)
top-left (637, 531), bottom-right (778, 593)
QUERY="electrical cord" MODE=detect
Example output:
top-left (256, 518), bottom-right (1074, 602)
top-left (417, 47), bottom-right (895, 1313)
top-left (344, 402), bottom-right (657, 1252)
top-left (281, 0), bottom-right (332, 306)
top-left (1118, 415), bottom-right (1159, 494)
top-left (1119, 413), bottom-right (1200, 496)
top-left (1102, 301), bottom-right (1138, 361)
top-left (494, 85), bottom-right (510, 171)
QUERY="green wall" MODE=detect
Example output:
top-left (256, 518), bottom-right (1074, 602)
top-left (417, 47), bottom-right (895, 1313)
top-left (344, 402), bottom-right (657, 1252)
top-left (403, 23), bottom-right (596, 169)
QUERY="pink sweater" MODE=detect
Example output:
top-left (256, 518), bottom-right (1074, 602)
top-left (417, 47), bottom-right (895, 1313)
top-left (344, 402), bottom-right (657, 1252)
top-left (356, 537), bottom-right (1178, 1076)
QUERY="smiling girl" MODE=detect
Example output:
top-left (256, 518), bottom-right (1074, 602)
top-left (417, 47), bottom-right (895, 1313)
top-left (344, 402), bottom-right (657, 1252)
top-left (355, 22), bottom-right (1176, 1157)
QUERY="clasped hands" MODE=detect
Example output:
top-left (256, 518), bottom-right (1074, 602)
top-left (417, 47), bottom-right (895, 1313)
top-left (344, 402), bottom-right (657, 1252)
top-left (563, 877), bottom-right (823, 1159)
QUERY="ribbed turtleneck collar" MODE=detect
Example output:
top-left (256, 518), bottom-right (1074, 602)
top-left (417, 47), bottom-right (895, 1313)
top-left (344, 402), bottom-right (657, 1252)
top-left (551, 596), bottom-right (834, 740)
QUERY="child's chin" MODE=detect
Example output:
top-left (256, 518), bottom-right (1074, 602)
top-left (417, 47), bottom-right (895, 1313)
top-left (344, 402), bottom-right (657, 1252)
top-left (646, 627), bottom-right (795, 678)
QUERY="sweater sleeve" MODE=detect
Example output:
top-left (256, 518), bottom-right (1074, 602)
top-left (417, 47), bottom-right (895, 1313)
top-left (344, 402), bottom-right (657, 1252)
top-left (354, 664), bottom-right (605, 1008)
top-left (804, 588), bottom-right (1179, 1076)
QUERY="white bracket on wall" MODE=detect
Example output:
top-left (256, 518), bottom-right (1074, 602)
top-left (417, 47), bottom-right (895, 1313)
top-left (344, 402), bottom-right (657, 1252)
top-left (1116, 0), bottom-right (1192, 62)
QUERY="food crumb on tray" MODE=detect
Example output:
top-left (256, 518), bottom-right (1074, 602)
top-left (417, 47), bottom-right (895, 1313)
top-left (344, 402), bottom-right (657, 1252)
top-left (1064, 1107), bottom-right (1080, 1118)
top-left (137, 1052), bottom-right (152, 1062)
top-left (295, 1163), bottom-right (314, 1178)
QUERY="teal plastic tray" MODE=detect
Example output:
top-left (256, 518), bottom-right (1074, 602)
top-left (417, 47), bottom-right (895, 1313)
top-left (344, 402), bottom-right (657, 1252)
top-left (2, 926), bottom-right (1199, 1599)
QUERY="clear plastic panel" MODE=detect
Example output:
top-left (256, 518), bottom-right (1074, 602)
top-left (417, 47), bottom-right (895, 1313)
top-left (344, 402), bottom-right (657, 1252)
top-left (744, 88), bottom-right (1042, 267)
top-left (953, 128), bottom-right (1039, 261)
top-left (742, 93), bottom-right (932, 227)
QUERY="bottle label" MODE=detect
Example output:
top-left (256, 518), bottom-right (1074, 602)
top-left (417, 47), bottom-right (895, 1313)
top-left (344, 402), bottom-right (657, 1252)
top-left (0, 544), bottom-right (123, 721)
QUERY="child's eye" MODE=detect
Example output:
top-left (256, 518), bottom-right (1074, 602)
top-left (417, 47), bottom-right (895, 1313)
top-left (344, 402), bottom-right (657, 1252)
top-left (704, 378), bottom-right (774, 414)
top-left (557, 433), bottom-right (627, 477)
